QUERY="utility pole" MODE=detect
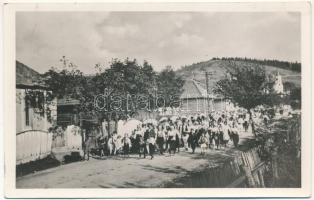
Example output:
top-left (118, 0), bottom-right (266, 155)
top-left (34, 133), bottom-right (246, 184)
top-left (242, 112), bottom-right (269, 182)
top-left (153, 77), bottom-right (157, 109)
top-left (205, 71), bottom-right (213, 114)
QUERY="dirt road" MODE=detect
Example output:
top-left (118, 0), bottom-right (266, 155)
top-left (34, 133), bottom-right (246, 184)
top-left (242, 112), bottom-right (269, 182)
top-left (16, 147), bottom-right (241, 188)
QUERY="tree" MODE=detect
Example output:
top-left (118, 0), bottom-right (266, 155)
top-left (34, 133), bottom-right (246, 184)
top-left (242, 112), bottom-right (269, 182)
top-left (283, 81), bottom-right (296, 94)
top-left (43, 56), bottom-right (88, 100)
top-left (42, 56), bottom-right (89, 126)
top-left (91, 58), bottom-right (157, 123)
top-left (290, 87), bottom-right (301, 109)
top-left (214, 61), bottom-right (280, 135)
top-left (43, 57), bottom-right (158, 134)
top-left (43, 57), bottom-right (185, 132)
top-left (156, 66), bottom-right (185, 108)
top-left (219, 57), bottom-right (301, 72)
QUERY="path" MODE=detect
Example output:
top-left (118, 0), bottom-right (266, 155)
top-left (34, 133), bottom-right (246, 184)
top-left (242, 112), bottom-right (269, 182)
top-left (16, 147), bottom-right (242, 188)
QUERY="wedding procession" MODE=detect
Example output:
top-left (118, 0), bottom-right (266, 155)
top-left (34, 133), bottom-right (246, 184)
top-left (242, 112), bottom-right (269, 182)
top-left (78, 106), bottom-right (286, 160)
top-left (14, 11), bottom-right (302, 189)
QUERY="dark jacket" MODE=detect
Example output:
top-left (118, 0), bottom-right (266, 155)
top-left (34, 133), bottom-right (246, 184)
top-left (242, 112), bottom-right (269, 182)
top-left (149, 128), bottom-right (156, 138)
top-left (144, 130), bottom-right (150, 141)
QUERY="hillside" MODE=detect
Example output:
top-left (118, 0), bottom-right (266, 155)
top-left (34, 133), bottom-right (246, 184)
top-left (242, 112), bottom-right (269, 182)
top-left (176, 60), bottom-right (301, 91)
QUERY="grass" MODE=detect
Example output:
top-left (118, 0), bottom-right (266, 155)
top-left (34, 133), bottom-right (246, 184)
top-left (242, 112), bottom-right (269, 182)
top-left (177, 59), bottom-right (301, 88)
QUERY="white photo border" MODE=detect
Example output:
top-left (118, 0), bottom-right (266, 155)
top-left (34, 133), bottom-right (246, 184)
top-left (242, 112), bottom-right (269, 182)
top-left (3, 1), bottom-right (312, 198)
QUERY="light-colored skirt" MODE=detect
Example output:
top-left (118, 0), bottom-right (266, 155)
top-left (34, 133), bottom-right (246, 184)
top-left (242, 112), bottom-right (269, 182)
top-left (200, 143), bottom-right (207, 148)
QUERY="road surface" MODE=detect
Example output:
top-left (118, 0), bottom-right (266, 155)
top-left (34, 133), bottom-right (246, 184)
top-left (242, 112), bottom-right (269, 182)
top-left (16, 147), bottom-right (242, 188)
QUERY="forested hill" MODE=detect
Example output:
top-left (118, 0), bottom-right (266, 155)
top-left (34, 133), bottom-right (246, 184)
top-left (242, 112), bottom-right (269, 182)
top-left (212, 57), bottom-right (301, 72)
top-left (176, 58), bottom-right (301, 90)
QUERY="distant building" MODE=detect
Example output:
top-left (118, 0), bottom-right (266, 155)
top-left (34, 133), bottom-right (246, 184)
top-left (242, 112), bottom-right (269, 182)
top-left (56, 75), bottom-right (98, 127)
top-left (57, 97), bottom-right (80, 127)
top-left (263, 72), bottom-right (286, 95)
top-left (273, 72), bottom-right (284, 94)
top-left (57, 97), bottom-right (101, 129)
top-left (179, 79), bottom-right (226, 115)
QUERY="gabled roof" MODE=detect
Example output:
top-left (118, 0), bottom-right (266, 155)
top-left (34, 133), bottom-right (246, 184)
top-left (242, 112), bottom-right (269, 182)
top-left (16, 61), bottom-right (46, 89)
top-left (180, 79), bottom-right (224, 99)
top-left (180, 79), bottom-right (208, 99)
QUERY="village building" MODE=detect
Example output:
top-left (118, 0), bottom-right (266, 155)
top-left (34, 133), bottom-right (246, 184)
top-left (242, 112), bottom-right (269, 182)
top-left (16, 61), bottom-right (57, 134)
top-left (179, 79), bottom-right (227, 115)
top-left (16, 61), bottom-right (57, 164)
top-left (16, 62), bottom-right (86, 164)
top-left (57, 97), bottom-right (80, 127)
top-left (273, 72), bottom-right (284, 94)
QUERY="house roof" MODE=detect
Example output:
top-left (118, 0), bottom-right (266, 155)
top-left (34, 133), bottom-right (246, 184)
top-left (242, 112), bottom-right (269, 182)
top-left (180, 79), bottom-right (207, 99)
top-left (180, 79), bottom-right (223, 99)
top-left (16, 61), bottom-right (46, 89)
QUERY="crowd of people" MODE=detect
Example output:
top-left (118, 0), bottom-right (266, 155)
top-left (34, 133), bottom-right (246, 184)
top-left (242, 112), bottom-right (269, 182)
top-left (84, 109), bottom-right (263, 160)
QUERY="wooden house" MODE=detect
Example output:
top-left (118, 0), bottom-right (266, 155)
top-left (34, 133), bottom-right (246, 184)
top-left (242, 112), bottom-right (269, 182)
top-left (16, 61), bottom-right (57, 164)
top-left (180, 79), bottom-right (226, 115)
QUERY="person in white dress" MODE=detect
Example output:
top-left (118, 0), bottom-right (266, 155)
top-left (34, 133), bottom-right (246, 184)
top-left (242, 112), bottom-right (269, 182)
top-left (122, 133), bottom-right (131, 157)
top-left (198, 132), bottom-right (208, 155)
top-left (156, 126), bottom-right (165, 155)
top-left (182, 132), bottom-right (189, 151)
top-left (222, 121), bottom-right (230, 148)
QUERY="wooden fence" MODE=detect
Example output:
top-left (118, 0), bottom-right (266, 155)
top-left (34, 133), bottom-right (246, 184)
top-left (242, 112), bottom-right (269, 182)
top-left (227, 115), bottom-right (301, 188)
top-left (286, 115), bottom-right (301, 150)
top-left (16, 130), bottom-right (53, 165)
top-left (226, 147), bottom-right (266, 188)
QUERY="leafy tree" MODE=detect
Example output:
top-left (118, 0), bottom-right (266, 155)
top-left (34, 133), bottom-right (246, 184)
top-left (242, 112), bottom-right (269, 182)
top-left (43, 56), bottom-right (88, 100)
top-left (283, 82), bottom-right (296, 93)
top-left (290, 87), bottom-right (301, 109)
top-left (290, 87), bottom-right (301, 101)
top-left (156, 66), bottom-right (185, 108)
top-left (214, 61), bottom-right (281, 135)
top-left (281, 82), bottom-right (301, 109)
top-left (91, 58), bottom-right (157, 123)
top-left (42, 56), bottom-right (89, 126)
top-left (43, 57), bottom-right (185, 132)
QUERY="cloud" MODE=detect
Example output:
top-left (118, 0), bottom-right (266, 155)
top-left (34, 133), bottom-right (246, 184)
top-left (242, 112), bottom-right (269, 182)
top-left (16, 12), bottom-right (300, 74)
top-left (99, 24), bottom-right (140, 38)
top-left (173, 33), bottom-right (204, 46)
top-left (169, 13), bottom-right (192, 28)
top-left (16, 12), bottom-right (112, 73)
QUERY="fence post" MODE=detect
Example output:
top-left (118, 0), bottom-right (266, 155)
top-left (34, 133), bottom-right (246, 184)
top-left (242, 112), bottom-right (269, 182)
top-left (242, 165), bottom-right (256, 187)
top-left (271, 147), bottom-right (279, 185)
top-left (258, 169), bottom-right (265, 187)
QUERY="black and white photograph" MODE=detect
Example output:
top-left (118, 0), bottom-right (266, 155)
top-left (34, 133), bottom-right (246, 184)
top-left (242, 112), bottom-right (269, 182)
top-left (3, 1), bottom-right (312, 198)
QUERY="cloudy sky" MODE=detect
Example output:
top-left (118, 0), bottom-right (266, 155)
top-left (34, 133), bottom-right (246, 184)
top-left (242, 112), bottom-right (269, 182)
top-left (16, 12), bottom-right (300, 74)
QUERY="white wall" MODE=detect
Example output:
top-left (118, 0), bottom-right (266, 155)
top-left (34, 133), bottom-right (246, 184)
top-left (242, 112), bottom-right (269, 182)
top-left (16, 88), bottom-right (57, 164)
top-left (16, 89), bottom-right (57, 134)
